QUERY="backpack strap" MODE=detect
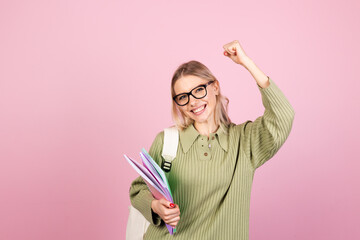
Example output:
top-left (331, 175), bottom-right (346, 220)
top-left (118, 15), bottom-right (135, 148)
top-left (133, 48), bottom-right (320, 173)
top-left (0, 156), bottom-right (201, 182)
top-left (161, 126), bottom-right (179, 172)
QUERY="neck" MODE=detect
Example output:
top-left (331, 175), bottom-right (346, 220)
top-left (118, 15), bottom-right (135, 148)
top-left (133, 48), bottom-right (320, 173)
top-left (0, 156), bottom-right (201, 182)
top-left (194, 120), bottom-right (219, 137)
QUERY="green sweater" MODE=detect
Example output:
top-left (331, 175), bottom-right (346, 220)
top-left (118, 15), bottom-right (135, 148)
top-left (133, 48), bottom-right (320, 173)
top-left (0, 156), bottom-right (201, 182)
top-left (129, 77), bottom-right (295, 240)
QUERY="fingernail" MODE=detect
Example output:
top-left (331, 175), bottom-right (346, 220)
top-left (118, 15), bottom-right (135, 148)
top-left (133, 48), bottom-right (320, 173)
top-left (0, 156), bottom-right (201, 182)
top-left (170, 203), bottom-right (175, 208)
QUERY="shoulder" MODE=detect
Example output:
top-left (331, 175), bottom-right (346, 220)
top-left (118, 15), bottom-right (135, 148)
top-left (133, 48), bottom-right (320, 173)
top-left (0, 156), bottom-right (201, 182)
top-left (148, 130), bottom-right (165, 166)
top-left (151, 130), bottom-right (164, 148)
top-left (228, 121), bottom-right (255, 142)
top-left (152, 125), bottom-right (180, 145)
top-left (231, 120), bottom-right (254, 131)
top-left (228, 122), bottom-right (249, 133)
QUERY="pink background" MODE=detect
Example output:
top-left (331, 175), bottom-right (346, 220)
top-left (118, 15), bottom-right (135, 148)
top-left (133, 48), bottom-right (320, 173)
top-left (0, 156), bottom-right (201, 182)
top-left (1, 0), bottom-right (359, 239)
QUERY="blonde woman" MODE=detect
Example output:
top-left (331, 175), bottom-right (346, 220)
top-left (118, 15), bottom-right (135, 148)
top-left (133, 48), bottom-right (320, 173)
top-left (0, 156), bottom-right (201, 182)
top-left (129, 40), bottom-right (295, 240)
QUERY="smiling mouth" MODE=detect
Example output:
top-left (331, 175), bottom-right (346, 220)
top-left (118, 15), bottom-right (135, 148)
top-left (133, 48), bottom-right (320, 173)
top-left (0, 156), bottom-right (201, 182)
top-left (191, 104), bottom-right (207, 115)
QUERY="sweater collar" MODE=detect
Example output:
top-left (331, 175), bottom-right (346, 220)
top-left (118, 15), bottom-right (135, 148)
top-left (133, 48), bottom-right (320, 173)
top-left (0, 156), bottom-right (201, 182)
top-left (179, 123), bottom-right (229, 153)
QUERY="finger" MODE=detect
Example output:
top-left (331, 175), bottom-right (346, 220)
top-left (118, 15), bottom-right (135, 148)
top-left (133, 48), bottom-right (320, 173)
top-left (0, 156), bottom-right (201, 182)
top-left (225, 44), bottom-right (236, 53)
top-left (165, 210), bottom-right (180, 219)
top-left (164, 207), bottom-right (180, 216)
top-left (227, 48), bottom-right (236, 54)
top-left (223, 45), bottom-right (233, 53)
top-left (167, 216), bottom-right (180, 225)
top-left (225, 46), bottom-right (237, 55)
top-left (164, 213), bottom-right (180, 222)
top-left (229, 45), bottom-right (237, 55)
top-left (223, 51), bottom-right (234, 60)
top-left (224, 49), bottom-right (233, 57)
top-left (223, 51), bottom-right (229, 56)
top-left (167, 219), bottom-right (180, 227)
top-left (168, 221), bottom-right (178, 228)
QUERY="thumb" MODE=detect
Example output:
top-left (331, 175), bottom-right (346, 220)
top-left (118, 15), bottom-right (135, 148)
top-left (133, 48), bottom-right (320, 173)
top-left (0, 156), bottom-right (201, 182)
top-left (159, 198), bottom-right (173, 208)
top-left (224, 51), bottom-right (236, 57)
top-left (224, 51), bottom-right (232, 58)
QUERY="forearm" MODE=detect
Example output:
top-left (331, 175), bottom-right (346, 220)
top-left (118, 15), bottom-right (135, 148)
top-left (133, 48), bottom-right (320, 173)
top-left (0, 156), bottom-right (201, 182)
top-left (129, 176), bottom-right (162, 226)
top-left (242, 57), bottom-right (270, 89)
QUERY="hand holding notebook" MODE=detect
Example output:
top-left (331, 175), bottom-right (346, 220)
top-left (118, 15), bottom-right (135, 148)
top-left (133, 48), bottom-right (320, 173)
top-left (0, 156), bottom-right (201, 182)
top-left (124, 148), bottom-right (176, 235)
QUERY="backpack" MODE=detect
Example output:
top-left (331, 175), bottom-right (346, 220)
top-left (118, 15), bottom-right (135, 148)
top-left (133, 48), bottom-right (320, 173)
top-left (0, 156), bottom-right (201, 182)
top-left (126, 126), bottom-right (179, 240)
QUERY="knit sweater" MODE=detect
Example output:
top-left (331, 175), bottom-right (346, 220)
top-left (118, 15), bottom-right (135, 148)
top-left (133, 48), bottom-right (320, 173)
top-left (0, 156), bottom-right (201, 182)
top-left (129, 77), bottom-right (295, 240)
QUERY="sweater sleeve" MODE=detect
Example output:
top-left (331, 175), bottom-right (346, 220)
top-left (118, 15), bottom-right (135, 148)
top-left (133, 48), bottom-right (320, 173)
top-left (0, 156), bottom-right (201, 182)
top-left (240, 77), bottom-right (295, 170)
top-left (129, 131), bottom-right (165, 226)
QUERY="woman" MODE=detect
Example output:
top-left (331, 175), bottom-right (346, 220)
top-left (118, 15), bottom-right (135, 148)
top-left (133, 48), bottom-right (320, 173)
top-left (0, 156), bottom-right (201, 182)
top-left (129, 40), bottom-right (295, 240)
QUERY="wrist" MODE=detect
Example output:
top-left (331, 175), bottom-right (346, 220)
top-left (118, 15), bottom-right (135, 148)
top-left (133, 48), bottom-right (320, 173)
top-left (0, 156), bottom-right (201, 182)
top-left (151, 199), bottom-right (157, 213)
top-left (242, 56), bottom-right (253, 69)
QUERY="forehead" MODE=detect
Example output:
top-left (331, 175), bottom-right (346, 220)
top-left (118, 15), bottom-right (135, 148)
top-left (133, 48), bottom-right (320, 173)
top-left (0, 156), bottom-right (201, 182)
top-left (174, 75), bottom-right (208, 94)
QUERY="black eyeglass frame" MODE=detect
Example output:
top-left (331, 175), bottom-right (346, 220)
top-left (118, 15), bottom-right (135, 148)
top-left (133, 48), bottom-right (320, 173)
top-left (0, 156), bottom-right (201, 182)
top-left (172, 81), bottom-right (215, 106)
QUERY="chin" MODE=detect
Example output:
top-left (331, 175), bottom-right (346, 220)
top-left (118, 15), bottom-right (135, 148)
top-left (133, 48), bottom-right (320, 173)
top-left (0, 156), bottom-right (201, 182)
top-left (192, 116), bottom-right (209, 123)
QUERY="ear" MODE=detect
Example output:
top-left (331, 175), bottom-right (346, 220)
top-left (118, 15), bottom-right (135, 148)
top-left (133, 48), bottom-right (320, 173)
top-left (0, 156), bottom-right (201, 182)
top-left (213, 80), bottom-right (220, 95)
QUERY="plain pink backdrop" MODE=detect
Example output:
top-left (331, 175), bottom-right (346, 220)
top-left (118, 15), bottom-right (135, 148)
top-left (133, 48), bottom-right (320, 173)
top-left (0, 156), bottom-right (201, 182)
top-left (1, 0), bottom-right (359, 239)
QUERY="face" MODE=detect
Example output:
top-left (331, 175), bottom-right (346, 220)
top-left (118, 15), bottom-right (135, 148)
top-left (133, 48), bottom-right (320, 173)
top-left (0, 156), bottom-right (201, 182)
top-left (173, 75), bottom-right (219, 125)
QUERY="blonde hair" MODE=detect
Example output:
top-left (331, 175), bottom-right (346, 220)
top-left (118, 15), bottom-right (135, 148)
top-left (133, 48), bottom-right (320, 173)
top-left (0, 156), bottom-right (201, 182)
top-left (171, 60), bottom-right (231, 132)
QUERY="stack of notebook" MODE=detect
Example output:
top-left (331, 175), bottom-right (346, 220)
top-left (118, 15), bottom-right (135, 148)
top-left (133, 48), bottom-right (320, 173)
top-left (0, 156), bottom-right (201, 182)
top-left (124, 148), bottom-right (175, 235)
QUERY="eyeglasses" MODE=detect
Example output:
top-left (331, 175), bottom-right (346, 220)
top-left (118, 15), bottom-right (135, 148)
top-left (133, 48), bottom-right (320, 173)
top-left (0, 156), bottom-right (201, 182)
top-left (173, 81), bottom-right (214, 106)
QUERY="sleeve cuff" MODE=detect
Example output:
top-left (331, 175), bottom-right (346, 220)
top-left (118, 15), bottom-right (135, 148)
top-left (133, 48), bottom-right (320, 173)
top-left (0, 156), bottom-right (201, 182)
top-left (140, 192), bottom-right (162, 226)
top-left (257, 76), bottom-right (272, 90)
top-left (256, 75), bottom-right (295, 121)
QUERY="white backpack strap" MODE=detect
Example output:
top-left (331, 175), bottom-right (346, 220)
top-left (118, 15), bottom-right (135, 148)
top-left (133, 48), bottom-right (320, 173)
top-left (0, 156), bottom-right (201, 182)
top-left (161, 126), bottom-right (179, 172)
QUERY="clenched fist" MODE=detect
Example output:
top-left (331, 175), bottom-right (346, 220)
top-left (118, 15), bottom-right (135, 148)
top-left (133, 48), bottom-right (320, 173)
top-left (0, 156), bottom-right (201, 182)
top-left (223, 40), bottom-right (250, 66)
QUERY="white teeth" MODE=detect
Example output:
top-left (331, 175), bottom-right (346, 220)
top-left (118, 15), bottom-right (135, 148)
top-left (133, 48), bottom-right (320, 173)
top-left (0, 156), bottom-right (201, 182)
top-left (193, 105), bottom-right (205, 113)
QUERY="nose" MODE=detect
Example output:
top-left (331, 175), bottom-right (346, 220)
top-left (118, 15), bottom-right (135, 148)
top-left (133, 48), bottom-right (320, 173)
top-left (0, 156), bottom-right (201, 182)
top-left (188, 95), bottom-right (199, 107)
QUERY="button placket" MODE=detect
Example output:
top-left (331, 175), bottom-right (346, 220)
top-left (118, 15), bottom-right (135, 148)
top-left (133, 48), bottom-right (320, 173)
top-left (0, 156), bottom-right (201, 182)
top-left (198, 136), bottom-right (211, 160)
top-left (209, 133), bottom-right (216, 149)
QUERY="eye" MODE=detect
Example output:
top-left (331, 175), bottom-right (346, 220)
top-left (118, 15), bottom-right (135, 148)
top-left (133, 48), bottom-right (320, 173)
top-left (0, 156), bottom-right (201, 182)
top-left (177, 95), bottom-right (187, 101)
top-left (195, 87), bottom-right (205, 93)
